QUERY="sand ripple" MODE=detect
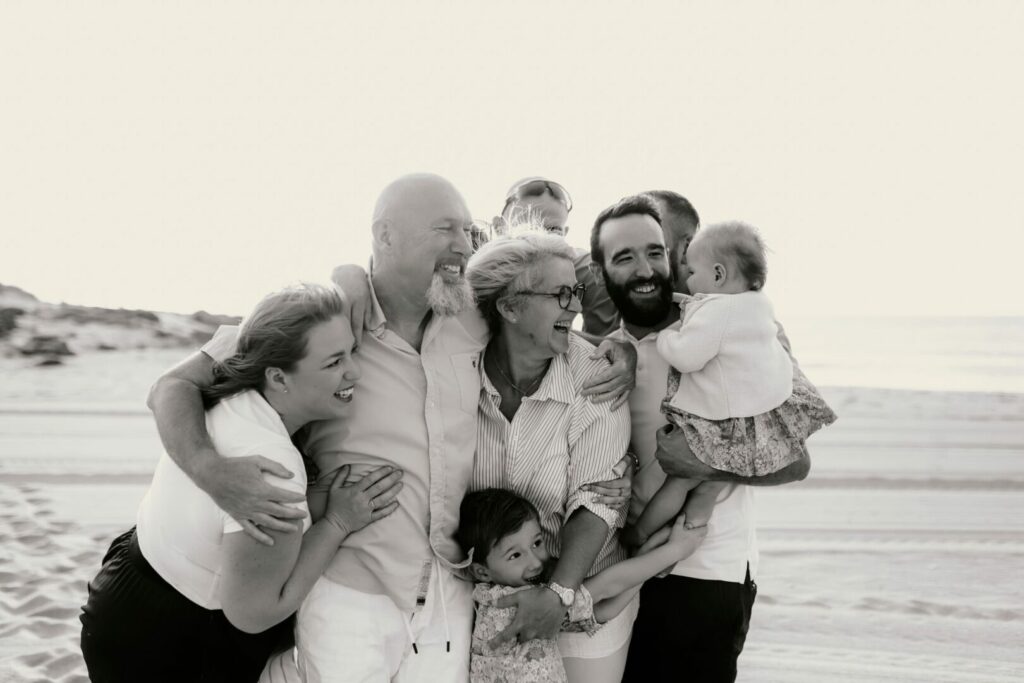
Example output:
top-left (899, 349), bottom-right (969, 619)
top-left (0, 483), bottom-right (107, 682)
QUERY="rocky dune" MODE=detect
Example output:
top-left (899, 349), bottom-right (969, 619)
top-left (0, 283), bottom-right (240, 365)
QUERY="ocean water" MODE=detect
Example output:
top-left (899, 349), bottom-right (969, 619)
top-left (782, 315), bottom-right (1024, 394)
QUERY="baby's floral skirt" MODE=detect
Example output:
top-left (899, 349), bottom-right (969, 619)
top-left (662, 365), bottom-right (837, 477)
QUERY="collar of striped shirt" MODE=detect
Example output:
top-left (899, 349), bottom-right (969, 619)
top-left (480, 349), bottom-right (577, 404)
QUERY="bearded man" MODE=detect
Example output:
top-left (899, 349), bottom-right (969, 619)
top-left (589, 193), bottom-right (810, 683)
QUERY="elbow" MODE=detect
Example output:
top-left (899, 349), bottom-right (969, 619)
top-left (145, 375), bottom-right (170, 412)
top-left (147, 374), bottom-right (200, 413)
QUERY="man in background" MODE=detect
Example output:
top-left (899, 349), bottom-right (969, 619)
top-left (501, 177), bottom-right (619, 336)
top-left (643, 189), bottom-right (700, 295)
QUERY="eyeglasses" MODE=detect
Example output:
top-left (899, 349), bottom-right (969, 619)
top-left (516, 283), bottom-right (587, 310)
top-left (503, 178), bottom-right (573, 214)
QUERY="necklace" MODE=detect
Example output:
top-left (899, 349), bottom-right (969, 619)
top-left (490, 353), bottom-right (548, 396)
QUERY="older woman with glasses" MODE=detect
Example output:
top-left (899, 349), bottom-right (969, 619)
top-left (465, 232), bottom-right (637, 683)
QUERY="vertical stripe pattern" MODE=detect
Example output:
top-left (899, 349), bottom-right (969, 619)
top-left (472, 335), bottom-right (631, 577)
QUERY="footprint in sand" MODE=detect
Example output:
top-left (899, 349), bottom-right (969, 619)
top-left (14, 652), bottom-right (51, 668)
top-left (43, 649), bottom-right (86, 679)
top-left (26, 618), bottom-right (75, 638)
top-left (34, 605), bottom-right (80, 620)
top-left (70, 550), bottom-right (97, 563)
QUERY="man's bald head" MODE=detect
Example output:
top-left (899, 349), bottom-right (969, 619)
top-left (373, 173), bottom-right (470, 239)
top-left (370, 173), bottom-right (475, 316)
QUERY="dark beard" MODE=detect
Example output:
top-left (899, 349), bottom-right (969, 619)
top-left (603, 270), bottom-right (673, 328)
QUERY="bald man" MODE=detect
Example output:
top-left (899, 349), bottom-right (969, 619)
top-left (147, 174), bottom-right (635, 681)
top-left (148, 174), bottom-right (485, 681)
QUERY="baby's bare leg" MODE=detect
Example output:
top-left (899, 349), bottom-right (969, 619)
top-left (681, 481), bottom-right (729, 528)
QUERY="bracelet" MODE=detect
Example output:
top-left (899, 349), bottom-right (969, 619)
top-left (624, 450), bottom-right (641, 472)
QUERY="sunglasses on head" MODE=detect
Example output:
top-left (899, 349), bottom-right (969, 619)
top-left (503, 179), bottom-right (573, 214)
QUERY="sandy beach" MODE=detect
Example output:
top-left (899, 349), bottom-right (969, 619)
top-left (1, 350), bottom-right (1023, 682)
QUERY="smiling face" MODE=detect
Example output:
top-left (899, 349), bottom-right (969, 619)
top-left (280, 314), bottom-right (361, 424)
top-left (480, 517), bottom-right (550, 587)
top-left (377, 175), bottom-right (475, 315)
top-left (596, 213), bottom-right (674, 327)
top-left (506, 257), bottom-right (580, 358)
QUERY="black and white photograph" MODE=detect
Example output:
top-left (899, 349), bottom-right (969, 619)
top-left (1, 2), bottom-right (1022, 682)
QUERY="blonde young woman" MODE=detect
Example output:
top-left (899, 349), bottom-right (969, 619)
top-left (80, 284), bottom-right (403, 683)
top-left (465, 233), bottom-right (638, 683)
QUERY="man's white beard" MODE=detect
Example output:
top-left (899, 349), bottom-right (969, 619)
top-left (426, 272), bottom-right (475, 317)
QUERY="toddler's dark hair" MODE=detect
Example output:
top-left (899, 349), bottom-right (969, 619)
top-left (456, 489), bottom-right (540, 562)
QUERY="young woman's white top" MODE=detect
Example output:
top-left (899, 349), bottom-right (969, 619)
top-left (657, 291), bottom-right (793, 420)
top-left (135, 389), bottom-right (311, 609)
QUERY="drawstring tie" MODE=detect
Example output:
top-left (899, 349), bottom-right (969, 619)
top-left (436, 556), bottom-right (451, 652)
top-left (404, 557), bottom-right (452, 654)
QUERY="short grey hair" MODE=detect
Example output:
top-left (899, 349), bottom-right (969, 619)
top-left (466, 231), bottom-right (576, 335)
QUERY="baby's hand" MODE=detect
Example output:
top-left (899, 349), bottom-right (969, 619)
top-left (672, 292), bottom-right (692, 315)
top-left (665, 514), bottom-right (707, 561)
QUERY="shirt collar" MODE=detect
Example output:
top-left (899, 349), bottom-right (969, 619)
top-left (480, 347), bottom-right (576, 405)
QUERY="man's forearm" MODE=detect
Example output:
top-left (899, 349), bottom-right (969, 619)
top-left (148, 376), bottom-right (219, 483)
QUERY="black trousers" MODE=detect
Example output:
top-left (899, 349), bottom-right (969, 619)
top-left (622, 566), bottom-right (757, 683)
top-left (80, 528), bottom-right (290, 683)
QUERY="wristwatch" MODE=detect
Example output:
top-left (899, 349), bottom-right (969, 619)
top-left (546, 581), bottom-right (575, 608)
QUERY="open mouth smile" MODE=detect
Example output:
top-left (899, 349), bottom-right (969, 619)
top-left (334, 387), bottom-right (355, 402)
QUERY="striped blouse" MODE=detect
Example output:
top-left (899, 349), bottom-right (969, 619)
top-left (472, 335), bottom-right (631, 577)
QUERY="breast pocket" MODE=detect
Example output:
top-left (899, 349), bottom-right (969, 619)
top-left (451, 351), bottom-right (482, 414)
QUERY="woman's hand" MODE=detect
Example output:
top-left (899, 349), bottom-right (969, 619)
top-left (489, 585), bottom-right (566, 649)
top-left (582, 452), bottom-right (634, 508)
top-left (323, 465), bottom-right (403, 537)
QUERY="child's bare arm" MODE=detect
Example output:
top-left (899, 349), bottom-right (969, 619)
top-left (586, 517), bottom-right (707, 605)
top-left (594, 585), bottom-right (642, 624)
top-left (624, 476), bottom-right (697, 546)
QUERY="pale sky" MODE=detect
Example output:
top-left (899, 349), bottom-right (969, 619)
top-left (3, 1), bottom-right (1022, 319)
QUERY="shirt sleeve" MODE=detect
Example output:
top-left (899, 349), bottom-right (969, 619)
top-left (655, 299), bottom-right (727, 373)
top-left (222, 441), bottom-right (310, 535)
top-left (565, 400), bottom-right (631, 531)
top-left (201, 325), bottom-right (241, 363)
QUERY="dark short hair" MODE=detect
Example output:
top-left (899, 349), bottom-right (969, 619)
top-left (456, 489), bottom-right (540, 562)
top-left (590, 194), bottom-right (663, 266)
top-left (644, 190), bottom-right (700, 228)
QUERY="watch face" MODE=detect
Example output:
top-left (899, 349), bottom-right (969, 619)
top-left (550, 583), bottom-right (574, 607)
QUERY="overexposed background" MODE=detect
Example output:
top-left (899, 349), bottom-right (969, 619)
top-left (3, 1), bottom-right (1023, 320)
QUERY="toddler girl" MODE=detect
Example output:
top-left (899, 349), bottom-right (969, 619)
top-left (627, 221), bottom-right (836, 545)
